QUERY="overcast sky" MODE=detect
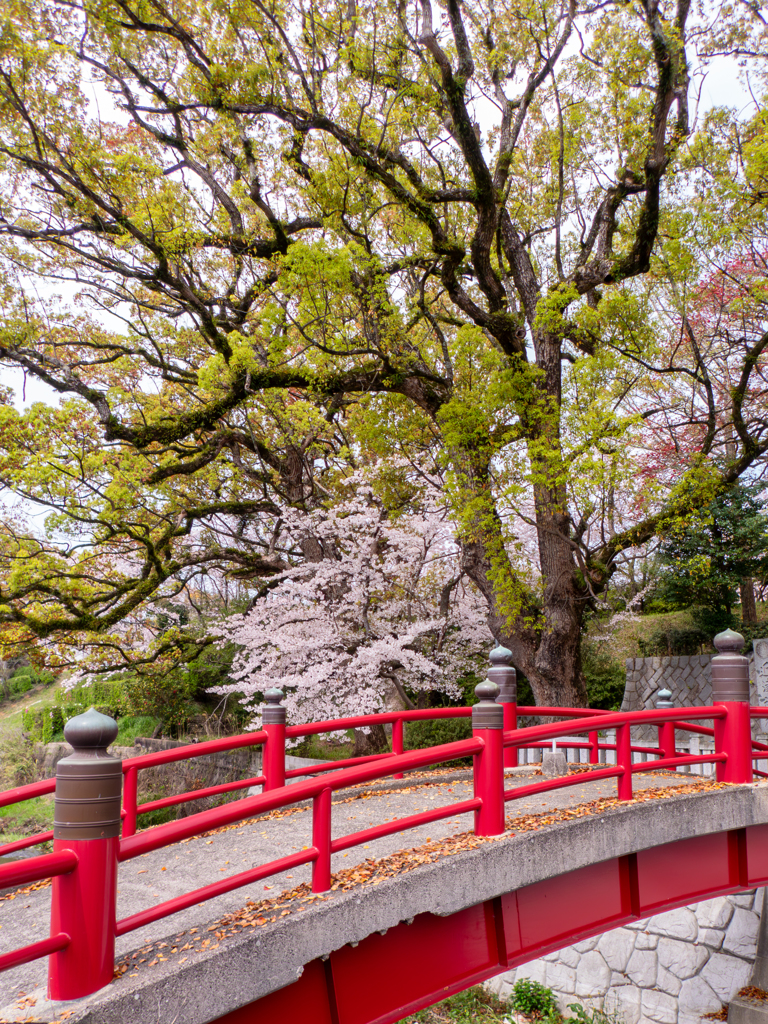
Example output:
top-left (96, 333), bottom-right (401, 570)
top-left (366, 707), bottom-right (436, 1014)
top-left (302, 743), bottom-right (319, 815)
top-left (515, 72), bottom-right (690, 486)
top-left (0, 48), bottom-right (759, 415)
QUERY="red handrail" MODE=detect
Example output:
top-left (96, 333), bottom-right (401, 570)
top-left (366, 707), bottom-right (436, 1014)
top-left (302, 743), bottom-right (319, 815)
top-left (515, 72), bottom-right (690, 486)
top-left (0, 700), bottom-right (744, 852)
top-left (115, 848), bottom-right (313, 937)
top-left (0, 849), bottom-right (77, 972)
top-left (117, 737), bottom-right (485, 863)
top-left (0, 848), bottom-right (77, 890)
top-left (0, 830), bottom-right (54, 857)
top-left (120, 729), bottom-right (268, 771)
top-left (0, 777), bottom-right (55, 809)
top-left (0, 933), bottom-right (70, 973)
top-left (0, 699), bottom-right (759, 999)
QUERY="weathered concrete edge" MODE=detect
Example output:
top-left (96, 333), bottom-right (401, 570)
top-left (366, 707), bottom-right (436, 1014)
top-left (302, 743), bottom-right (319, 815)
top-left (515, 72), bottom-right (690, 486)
top-left (12, 784), bottom-right (768, 1024)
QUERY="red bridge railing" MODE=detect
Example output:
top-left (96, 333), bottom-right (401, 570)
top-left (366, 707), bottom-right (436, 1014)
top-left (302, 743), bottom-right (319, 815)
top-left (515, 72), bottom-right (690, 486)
top-left (0, 627), bottom-right (761, 1001)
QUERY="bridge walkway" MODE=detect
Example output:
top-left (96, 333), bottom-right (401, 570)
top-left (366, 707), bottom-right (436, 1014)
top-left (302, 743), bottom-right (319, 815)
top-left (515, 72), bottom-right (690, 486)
top-left (0, 767), bottom-right (705, 1021)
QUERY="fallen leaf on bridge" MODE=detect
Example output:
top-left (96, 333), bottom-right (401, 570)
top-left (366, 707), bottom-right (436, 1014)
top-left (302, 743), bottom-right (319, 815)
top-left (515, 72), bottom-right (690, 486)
top-left (109, 775), bottom-right (729, 983)
top-left (0, 878), bottom-right (51, 903)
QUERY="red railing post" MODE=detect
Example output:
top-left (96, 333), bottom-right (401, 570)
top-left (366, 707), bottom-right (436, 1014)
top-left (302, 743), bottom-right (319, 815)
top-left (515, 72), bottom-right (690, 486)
top-left (656, 688), bottom-right (676, 761)
top-left (312, 786), bottom-right (332, 893)
top-left (392, 717), bottom-right (404, 780)
top-left (712, 629), bottom-right (753, 784)
top-left (122, 765), bottom-right (138, 838)
top-left (589, 730), bottom-right (599, 765)
top-left (617, 722), bottom-right (633, 801)
top-left (263, 688), bottom-right (286, 791)
top-left (48, 708), bottom-right (122, 1000)
top-left (489, 643), bottom-right (517, 769)
top-left (473, 680), bottom-right (505, 836)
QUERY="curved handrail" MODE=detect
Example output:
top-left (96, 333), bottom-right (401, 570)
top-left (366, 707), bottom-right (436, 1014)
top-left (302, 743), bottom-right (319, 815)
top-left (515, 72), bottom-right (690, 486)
top-left (0, 699), bottom-right (757, 987)
top-left (117, 736), bottom-right (485, 863)
top-left (0, 699), bottom-right (755, 853)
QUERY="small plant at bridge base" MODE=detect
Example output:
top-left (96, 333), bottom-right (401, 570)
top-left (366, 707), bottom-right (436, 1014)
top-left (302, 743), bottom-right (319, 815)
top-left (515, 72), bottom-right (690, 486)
top-left (509, 980), bottom-right (561, 1022)
top-left (566, 1003), bottom-right (623, 1024)
top-left (398, 985), bottom-right (508, 1022)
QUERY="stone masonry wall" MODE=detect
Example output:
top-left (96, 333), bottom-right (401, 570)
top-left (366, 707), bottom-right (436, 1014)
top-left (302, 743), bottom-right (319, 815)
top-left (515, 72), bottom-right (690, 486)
top-left (622, 655), bottom-right (759, 714)
top-left (621, 653), bottom-right (764, 747)
top-left (487, 891), bottom-right (763, 1024)
top-left (33, 737), bottom-right (263, 813)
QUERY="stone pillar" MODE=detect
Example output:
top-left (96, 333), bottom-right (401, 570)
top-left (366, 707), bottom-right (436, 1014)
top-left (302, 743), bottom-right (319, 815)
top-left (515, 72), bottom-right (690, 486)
top-left (728, 889), bottom-right (768, 1024)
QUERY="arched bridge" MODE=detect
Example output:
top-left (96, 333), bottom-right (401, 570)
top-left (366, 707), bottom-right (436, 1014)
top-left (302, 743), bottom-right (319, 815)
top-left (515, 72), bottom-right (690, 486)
top-left (107, 782), bottom-right (768, 1024)
top-left (1, 634), bottom-right (768, 1024)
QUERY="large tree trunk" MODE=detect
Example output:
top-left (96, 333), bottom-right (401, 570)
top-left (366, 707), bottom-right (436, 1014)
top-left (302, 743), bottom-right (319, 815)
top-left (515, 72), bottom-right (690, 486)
top-left (463, 527), bottom-right (589, 708)
top-left (459, 326), bottom-right (589, 708)
top-left (353, 724), bottom-right (389, 756)
top-left (741, 578), bottom-right (758, 625)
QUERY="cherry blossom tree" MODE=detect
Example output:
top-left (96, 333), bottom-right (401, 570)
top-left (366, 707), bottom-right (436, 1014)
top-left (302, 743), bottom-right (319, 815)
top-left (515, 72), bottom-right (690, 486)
top-left (210, 482), bottom-right (491, 743)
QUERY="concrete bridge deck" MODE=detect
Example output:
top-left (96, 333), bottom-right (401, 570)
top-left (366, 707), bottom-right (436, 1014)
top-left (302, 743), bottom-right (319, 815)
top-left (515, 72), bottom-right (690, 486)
top-left (0, 768), bottom-right (718, 1023)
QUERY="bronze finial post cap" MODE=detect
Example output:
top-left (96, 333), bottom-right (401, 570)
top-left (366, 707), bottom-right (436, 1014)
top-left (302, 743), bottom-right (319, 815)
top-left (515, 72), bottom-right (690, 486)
top-left (55, 707), bottom-right (122, 840)
top-left (712, 628), bottom-right (750, 703)
top-left (488, 643), bottom-right (517, 704)
top-left (63, 706), bottom-right (119, 756)
top-left (472, 680), bottom-right (503, 729)
top-left (263, 687), bottom-right (286, 725)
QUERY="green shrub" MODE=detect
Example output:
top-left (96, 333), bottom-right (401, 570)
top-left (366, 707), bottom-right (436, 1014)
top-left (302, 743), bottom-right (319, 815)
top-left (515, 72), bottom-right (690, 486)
top-left (1, 664), bottom-right (55, 702)
top-left (509, 979), bottom-right (561, 1021)
top-left (9, 674), bottom-right (33, 697)
top-left (52, 676), bottom-right (127, 727)
top-left (115, 715), bottom-right (162, 745)
top-left (135, 802), bottom-right (180, 830)
top-left (404, 716), bottom-right (473, 766)
top-left (637, 623), bottom-right (710, 657)
top-left (0, 728), bottom-right (37, 788)
top-left (396, 985), bottom-right (509, 1022)
top-left (22, 705), bottom-right (65, 744)
top-left (123, 670), bottom-right (199, 736)
top-left (405, 716), bottom-right (472, 749)
top-left (290, 734), bottom-right (355, 761)
top-left (582, 643), bottom-right (626, 711)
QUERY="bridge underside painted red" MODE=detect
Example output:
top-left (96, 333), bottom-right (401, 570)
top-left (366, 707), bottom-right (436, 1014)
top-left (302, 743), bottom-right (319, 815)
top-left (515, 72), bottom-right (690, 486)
top-left (218, 823), bottom-right (768, 1024)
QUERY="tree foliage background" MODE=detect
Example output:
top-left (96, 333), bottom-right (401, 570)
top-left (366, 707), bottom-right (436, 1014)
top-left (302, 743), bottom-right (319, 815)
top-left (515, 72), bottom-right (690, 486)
top-left (0, 0), bottom-right (767, 712)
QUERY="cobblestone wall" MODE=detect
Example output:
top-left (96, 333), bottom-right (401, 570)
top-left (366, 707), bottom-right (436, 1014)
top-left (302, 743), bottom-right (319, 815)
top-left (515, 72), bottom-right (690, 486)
top-left (488, 891), bottom-right (762, 1024)
top-left (622, 655), bottom-right (759, 713)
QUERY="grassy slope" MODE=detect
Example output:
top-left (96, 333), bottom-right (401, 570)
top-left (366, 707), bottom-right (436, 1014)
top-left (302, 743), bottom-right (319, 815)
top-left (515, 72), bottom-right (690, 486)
top-left (586, 605), bottom-right (768, 664)
top-left (0, 679), bottom-right (64, 742)
top-left (0, 680), bottom-right (63, 846)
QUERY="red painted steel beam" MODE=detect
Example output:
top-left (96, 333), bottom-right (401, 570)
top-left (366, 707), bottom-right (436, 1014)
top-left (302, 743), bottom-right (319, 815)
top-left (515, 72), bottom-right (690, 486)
top-left (0, 829), bottom-right (54, 858)
top-left (0, 933), bottom-right (69, 973)
top-left (0, 849), bottom-right (77, 890)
